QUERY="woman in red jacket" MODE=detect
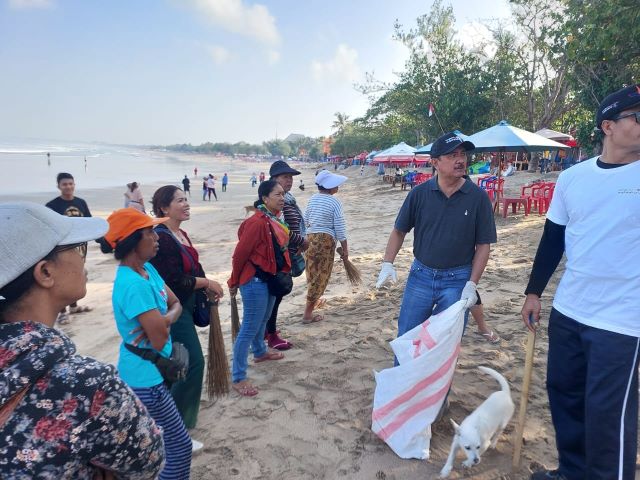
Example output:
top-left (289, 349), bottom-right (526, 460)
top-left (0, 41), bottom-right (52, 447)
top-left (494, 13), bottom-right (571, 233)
top-left (228, 180), bottom-right (291, 396)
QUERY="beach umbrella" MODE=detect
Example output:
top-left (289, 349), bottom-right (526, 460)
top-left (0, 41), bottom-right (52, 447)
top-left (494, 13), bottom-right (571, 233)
top-left (468, 121), bottom-right (569, 153)
top-left (372, 142), bottom-right (416, 165)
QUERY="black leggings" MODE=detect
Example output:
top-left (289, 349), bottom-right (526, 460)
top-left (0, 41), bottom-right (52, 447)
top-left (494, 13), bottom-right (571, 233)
top-left (266, 294), bottom-right (283, 334)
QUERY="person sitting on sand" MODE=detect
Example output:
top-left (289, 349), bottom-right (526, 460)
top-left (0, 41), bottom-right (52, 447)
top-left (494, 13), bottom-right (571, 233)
top-left (103, 207), bottom-right (192, 479)
top-left (228, 180), bottom-right (290, 397)
top-left (302, 170), bottom-right (349, 324)
top-left (0, 202), bottom-right (164, 479)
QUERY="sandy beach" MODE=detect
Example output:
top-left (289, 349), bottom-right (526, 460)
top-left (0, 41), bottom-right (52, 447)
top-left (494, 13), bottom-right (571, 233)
top-left (9, 156), bottom-right (568, 479)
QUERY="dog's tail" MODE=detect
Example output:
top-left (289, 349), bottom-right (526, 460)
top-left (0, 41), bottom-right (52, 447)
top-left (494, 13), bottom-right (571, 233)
top-left (478, 366), bottom-right (510, 395)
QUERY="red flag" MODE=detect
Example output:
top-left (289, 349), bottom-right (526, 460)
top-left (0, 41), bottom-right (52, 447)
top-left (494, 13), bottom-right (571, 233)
top-left (428, 103), bottom-right (435, 117)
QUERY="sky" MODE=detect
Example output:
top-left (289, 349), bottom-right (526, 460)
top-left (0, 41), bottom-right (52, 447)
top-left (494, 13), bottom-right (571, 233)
top-left (0, 0), bottom-right (512, 146)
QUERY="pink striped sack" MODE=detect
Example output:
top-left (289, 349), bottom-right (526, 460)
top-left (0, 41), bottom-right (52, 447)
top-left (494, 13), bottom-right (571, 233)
top-left (371, 300), bottom-right (466, 459)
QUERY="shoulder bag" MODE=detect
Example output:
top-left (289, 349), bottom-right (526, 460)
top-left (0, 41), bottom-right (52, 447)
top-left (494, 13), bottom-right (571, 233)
top-left (155, 225), bottom-right (211, 327)
top-left (124, 342), bottom-right (189, 384)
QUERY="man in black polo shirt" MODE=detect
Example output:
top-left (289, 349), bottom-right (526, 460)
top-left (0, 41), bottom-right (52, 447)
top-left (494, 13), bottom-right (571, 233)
top-left (46, 172), bottom-right (93, 322)
top-left (377, 132), bottom-right (497, 346)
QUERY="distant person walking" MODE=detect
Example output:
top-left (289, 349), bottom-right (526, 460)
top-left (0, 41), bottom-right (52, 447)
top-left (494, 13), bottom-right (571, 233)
top-left (182, 175), bottom-right (191, 197)
top-left (206, 175), bottom-right (217, 201)
top-left (259, 172), bottom-right (266, 184)
top-left (250, 173), bottom-right (257, 188)
top-left (47, 151), bottom-right (50, 166)
top-left (222, 173), bottom-right (228, 192)
top-left (124, 182), bottom-right (145, 213)
top-left (45, 172), bottom-right (94, 323)
top-left (202, 177), bottom-right (208, 201)
top-left (194, 167), bottom-right (198, 178)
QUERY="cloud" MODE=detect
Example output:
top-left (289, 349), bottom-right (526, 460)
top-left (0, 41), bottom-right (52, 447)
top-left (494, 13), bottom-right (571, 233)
top-left (266, 49), bottom-right (280, 65)
top-left (8, 0), bottom-right (53, 8)
top-left (311, 44), bottom-right (361, 84)
top-left (184, 0), bottom-right (280, 46)
top-left (206, 44), bottom-right (230, 64)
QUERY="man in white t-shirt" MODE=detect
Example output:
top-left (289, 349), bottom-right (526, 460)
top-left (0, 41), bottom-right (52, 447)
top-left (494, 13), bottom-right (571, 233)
top-left (522, 83), bottom-right (640, 480)
top-left (206, 174), bottom-right (217, 201)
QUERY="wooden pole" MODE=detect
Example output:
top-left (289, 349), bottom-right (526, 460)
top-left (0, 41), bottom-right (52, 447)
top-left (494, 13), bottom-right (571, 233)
top-left (512, 326), bottom-right (537, 470)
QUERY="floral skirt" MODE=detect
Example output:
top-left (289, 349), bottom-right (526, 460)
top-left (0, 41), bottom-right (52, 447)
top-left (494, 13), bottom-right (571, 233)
top-left (305, 233), bottom-right (336, 304)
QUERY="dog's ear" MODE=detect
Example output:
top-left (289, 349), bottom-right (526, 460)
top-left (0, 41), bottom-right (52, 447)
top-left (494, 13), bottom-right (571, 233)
top-left (450, 419), bottom-right (461, 434)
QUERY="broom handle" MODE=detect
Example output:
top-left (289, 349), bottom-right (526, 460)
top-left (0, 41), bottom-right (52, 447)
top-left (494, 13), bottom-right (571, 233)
top-left (512, 317), bottom-right (537, 469)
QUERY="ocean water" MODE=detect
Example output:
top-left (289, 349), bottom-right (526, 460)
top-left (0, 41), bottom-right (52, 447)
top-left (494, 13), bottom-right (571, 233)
top-left (0, 139), bottom-right (196, 195)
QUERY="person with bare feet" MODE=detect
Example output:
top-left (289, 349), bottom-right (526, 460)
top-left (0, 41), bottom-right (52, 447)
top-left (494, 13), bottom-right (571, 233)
top-left (46, 172), bottom-right (95, 323)
top-left (471, 292), bottom-right (500, 344)
top-left (228, 180), bottom-right (291, 396)
top-left (302, 170), bottom-right (349, 324)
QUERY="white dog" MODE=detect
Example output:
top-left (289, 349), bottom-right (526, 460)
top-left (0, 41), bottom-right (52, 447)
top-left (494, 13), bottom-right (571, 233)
top-left (439, 366), bottom-right (514, 478)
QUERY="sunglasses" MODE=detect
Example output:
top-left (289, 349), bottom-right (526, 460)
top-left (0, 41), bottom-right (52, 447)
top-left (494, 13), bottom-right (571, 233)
top-left (52, 242), bottom-right (88, 260)
top-left (611, 111), bottom-right (640, 124)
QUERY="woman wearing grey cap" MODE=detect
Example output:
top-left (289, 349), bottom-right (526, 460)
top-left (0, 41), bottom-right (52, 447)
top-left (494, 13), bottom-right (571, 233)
top-left (0, 202), bottom-right (164, 479)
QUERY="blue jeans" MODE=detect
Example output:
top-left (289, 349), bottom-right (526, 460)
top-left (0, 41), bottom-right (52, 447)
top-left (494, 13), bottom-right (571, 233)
top-left (397, 259), bottom-right (471, 337)
top-left (232, 277), bottom-right (276, 383)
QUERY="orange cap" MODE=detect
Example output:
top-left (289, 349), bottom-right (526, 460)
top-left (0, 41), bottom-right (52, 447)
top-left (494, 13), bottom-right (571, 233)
top-left (104, 208), bottom-right (169, 248)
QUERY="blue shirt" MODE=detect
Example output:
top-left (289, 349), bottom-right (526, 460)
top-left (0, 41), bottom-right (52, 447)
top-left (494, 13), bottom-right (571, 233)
top-left (112, 263), bottom-right (172, 388)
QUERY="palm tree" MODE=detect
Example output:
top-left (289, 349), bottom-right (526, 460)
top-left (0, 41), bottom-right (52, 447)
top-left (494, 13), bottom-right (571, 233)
top-left (331, 112), bottom-right (350, 136)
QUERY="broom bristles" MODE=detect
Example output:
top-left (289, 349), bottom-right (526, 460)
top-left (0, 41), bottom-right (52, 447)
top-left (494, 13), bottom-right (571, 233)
top-left (206, 303), bottom-right (230, 399)
top-left (336, 246), bottom-right (362, 286)
top-left (230, 294), bottom-right (240, 342)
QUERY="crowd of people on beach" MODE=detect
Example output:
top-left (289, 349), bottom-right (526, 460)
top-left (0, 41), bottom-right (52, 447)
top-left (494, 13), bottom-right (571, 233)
top-left (0, 84), bottom-right (639, 479)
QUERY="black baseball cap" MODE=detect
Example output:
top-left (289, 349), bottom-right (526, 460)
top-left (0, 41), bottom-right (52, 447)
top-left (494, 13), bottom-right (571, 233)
top-left (430, 131), bottom-right (475, 158)
top-left (596, 84), bottom-right (640, 129)
top-left (269, 160), bottom-right (300, 177)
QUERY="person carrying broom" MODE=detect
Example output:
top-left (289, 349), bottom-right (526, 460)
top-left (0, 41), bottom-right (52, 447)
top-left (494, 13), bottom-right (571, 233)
top-left (302, 170), bottom-right (349, 324)
top-left (150, 185), bottom-right (225, 453)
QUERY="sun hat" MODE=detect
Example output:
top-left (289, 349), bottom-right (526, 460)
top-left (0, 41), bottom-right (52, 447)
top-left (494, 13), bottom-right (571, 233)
top-left (104, 208), bottom-right (169, 248)
top-left (596, 83), bottom-right (640, 128)
top-left (430, 131), bottom-right (475, 158)
top-left (315, 170), bottom-right (347, 189)
top-left (0, 202), bottom-right (108, 289)
top-left (269, 160), bottom-right (301, 177)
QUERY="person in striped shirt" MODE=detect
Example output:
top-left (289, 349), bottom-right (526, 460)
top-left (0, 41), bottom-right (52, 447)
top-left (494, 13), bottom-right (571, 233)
top-left (302, 170), bottom-right (349, 323)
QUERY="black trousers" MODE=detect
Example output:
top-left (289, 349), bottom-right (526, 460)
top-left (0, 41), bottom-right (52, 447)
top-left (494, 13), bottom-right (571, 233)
top-left (547, 308), bottom-right (640, 480)
top-left (266, 294), bottom-right (283, 334)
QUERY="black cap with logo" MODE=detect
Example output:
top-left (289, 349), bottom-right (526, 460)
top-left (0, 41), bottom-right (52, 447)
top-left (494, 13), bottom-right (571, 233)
top-left (596, 84), bottom-right (640, 129)
top-left (430, 131), bottom-right (475, 158)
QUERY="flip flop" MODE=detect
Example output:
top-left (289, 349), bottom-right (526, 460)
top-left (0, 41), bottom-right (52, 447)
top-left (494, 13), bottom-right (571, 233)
top-left (253, 351), bottom-right (285, 363)
top-left (232, 381), bottom-right (259, 397)
top-left (302, 314), bottom-right (324, 324)
top-left (475, 330), bottom-right (500, 344)
top-left (69, 305), bottom-right (93, 314)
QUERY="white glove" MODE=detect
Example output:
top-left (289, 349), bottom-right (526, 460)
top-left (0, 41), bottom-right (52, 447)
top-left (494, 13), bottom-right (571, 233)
top-left (460, 281), bottom-right (478, 309)
top-left (376, 262), bottom-right (398, 289)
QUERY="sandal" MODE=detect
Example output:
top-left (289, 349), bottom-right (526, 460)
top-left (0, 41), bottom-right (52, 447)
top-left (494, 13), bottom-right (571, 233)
top-left (302, 314), bottom-right (324, 324)
top-left (475, 330), bottom-right (500, 344)
top-left (232, 381), bottom-right (259, 397)
top-left (266, 332), bottom-right (292, 350)
top-left (254, 351), bottom-right (285, 363)
top-left (69, 305), bottom-right (93, 314)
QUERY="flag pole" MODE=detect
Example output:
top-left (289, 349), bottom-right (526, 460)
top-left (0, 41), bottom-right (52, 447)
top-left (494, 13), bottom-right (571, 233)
top-left (428, 103), bottom-right (445, 134)
top-left (433, 110), bottom-right (445, 134)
